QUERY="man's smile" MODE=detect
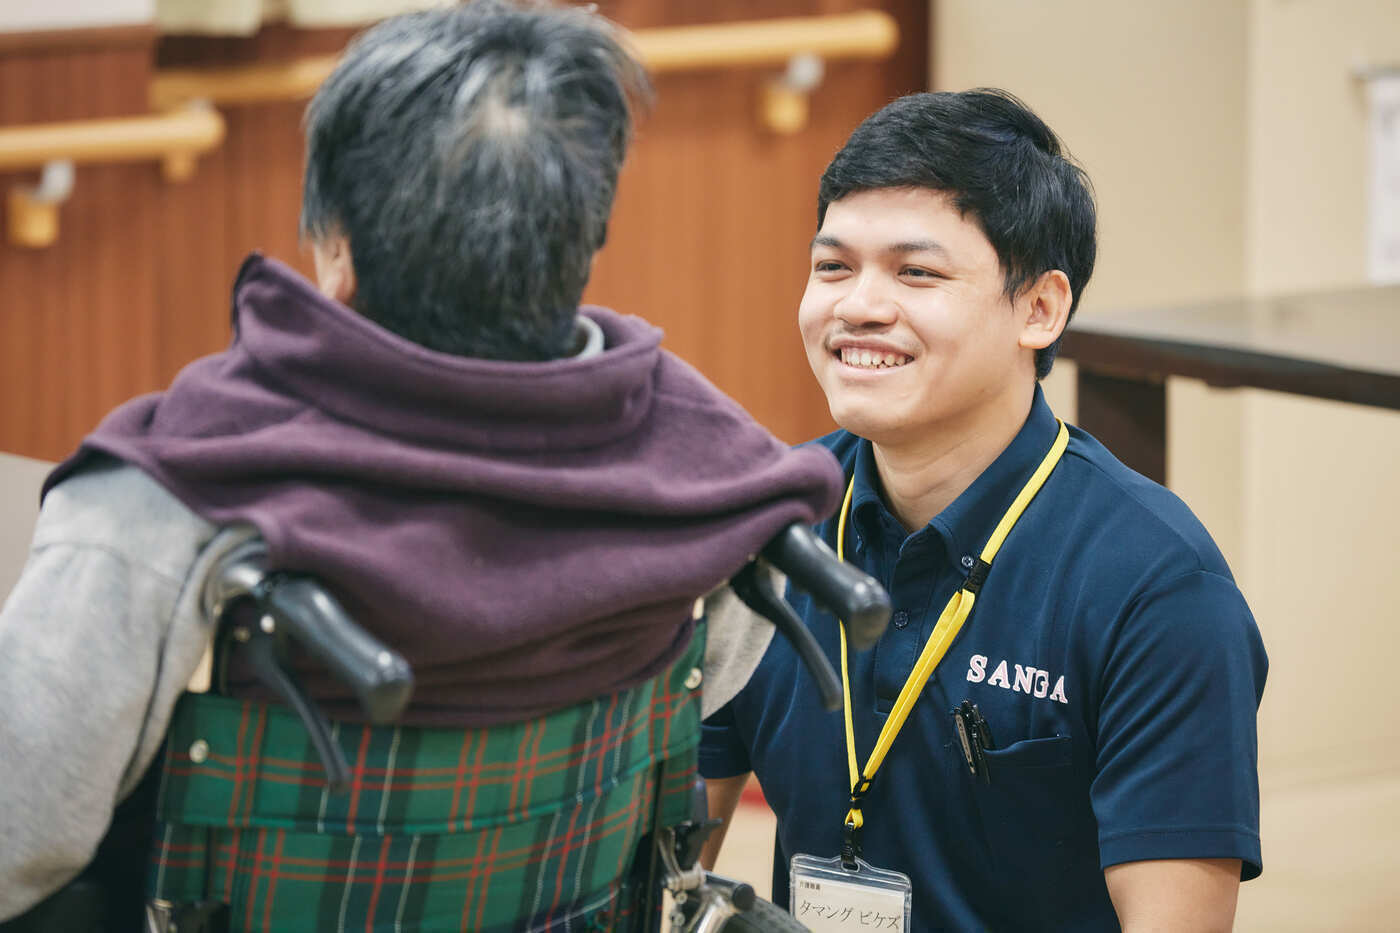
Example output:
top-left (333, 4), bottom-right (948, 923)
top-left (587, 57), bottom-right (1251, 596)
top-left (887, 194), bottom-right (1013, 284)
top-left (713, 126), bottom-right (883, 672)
top-left (837, 346), bottom-right (914, 369)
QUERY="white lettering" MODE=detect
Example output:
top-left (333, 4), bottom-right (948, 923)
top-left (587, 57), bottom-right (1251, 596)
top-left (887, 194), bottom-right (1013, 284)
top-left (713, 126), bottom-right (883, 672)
top-left (967, 655), bottom-right (1067, 705)
top-left (966, 654), bottom-right (988, 683)
top-left (1033, 669), bottom-right (1049, 698)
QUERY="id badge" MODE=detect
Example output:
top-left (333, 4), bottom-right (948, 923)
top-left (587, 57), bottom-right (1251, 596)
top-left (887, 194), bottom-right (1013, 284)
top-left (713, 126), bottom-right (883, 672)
top-left (789, 853), bottom-right (912, 932)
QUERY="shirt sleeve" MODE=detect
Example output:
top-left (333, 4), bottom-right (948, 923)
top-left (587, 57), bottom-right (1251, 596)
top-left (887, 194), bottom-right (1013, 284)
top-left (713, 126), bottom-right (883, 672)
top-left (1091, 569), bottom-right (1268, 879)
top-left (0, 540), bottom-right (183, 917)
top-left (699, 698), bottom-right (753, 780)
top-left (0, 466), bottom-right (221, 921)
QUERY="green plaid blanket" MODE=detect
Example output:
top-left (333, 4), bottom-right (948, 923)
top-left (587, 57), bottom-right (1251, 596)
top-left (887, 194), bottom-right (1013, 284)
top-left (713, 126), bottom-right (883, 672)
top-left (147, 630), bottom-right (703, 932)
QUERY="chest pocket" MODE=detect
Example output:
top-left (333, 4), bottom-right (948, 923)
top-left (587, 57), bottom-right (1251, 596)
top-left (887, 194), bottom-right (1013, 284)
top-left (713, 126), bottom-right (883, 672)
top-left (966, 734), bottom-right (1095, 929)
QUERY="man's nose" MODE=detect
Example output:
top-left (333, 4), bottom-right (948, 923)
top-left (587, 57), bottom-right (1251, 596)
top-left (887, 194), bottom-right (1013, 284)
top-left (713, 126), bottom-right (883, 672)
top-left (834, 273), bottom-right (898, 326)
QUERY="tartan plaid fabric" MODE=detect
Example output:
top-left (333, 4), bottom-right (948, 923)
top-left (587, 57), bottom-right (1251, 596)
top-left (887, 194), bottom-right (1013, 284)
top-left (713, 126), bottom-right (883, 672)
top-left (148, 629), bottom-right (704, 932)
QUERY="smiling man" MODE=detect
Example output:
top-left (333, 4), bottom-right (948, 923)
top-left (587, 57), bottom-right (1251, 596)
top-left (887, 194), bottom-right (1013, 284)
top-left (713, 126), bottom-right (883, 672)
top-left (699, 90), bottom-right (1268, 932)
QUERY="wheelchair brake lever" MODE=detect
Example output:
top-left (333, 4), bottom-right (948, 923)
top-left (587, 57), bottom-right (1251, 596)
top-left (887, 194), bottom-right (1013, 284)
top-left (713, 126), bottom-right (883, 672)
top-left (236, 619), bottom-right (352, 793)
top-left (203, 538), bottom-right (412, 791)
top-left (729, 561), bottom-right (843, 711)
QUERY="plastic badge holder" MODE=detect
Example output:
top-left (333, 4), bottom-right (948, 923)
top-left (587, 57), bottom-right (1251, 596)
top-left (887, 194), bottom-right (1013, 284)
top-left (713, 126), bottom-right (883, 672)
top-left (790, 853), bottom-right (912, 932)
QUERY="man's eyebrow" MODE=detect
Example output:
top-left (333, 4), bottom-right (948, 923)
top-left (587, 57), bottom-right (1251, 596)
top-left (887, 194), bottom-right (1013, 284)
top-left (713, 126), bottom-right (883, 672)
top-left (886, 239), bottom-right (948, 256)
top-left (808, 234), bottom-right (949, 256)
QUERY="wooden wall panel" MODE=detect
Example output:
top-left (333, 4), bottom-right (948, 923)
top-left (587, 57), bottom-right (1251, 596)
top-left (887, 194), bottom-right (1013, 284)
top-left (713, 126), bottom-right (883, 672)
top-left (150, 100), bottom-right (313, 388)
top-left (588, 0), bottom-right (928, 443)
top-left (0, 30), bottom-right (159, 462)
top-left (0, 2), bottom-right (926, 461)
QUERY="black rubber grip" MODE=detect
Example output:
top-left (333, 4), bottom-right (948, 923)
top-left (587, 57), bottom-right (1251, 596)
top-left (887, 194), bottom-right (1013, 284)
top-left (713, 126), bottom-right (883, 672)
top-left (762, 524), bottom-right (891, 651)
top-left (262, 577), bottom-right (414, 724)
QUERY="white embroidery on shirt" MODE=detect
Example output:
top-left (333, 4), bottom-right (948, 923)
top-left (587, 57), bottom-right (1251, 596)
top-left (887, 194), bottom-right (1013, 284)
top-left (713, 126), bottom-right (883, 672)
top-left (965, 653), bottom-right (1069, 705)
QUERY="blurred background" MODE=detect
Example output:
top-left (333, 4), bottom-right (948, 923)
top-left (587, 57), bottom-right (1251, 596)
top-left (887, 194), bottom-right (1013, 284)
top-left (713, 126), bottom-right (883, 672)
top-left (0, 1), bottom-right (1396, 929)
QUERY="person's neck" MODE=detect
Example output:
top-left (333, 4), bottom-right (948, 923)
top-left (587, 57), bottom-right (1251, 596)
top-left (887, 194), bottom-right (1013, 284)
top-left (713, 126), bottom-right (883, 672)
top-left (871, 384), bottom-right (1036, 534)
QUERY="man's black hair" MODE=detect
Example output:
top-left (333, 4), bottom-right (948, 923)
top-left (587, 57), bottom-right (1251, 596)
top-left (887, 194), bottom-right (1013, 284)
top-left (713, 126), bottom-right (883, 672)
top-left (301, 0), bottom-right (649, 360)
top-left (817, 89), bottom-right (1097, 379)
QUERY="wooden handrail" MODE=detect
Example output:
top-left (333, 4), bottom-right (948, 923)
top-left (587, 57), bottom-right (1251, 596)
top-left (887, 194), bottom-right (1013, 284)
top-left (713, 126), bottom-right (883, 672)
top-left (150, 10), bottom-right (899, 110)
top-left (0, 106), bottom-right (224, 178)
top-left (634, 10), bottom-right (898, 72)
top-left (0, 106), bottom-right (224, 248)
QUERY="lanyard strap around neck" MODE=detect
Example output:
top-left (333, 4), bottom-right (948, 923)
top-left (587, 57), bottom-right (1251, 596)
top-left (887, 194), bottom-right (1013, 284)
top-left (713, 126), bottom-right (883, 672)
top-left (837, 421), bottom-right (1069, 840)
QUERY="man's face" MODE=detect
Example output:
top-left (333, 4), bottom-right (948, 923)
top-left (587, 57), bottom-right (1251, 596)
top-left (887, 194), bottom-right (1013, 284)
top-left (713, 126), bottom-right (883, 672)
top-left (798, 187), bottom-right (1035, 447)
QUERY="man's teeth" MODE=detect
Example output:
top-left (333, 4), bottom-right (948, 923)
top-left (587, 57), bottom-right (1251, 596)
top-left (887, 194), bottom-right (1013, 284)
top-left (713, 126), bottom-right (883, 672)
top-left (840, 347), bottom-right (912, 369)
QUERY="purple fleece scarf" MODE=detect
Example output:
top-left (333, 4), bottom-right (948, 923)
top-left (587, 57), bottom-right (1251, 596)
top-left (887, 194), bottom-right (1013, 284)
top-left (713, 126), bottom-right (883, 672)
top-left (46, 255), bottom-right (842, 725)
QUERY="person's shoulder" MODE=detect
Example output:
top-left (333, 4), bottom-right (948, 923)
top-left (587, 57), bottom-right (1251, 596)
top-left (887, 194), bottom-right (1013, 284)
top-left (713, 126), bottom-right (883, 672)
top-left (1059, 425), bottom-right (1233, 579)
top-left (37, 458), bottom-right (217, 581)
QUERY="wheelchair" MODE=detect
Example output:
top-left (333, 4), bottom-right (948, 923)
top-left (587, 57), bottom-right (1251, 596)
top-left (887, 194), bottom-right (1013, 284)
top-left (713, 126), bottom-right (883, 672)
top-left (2, 524), bottom-right (888, 932)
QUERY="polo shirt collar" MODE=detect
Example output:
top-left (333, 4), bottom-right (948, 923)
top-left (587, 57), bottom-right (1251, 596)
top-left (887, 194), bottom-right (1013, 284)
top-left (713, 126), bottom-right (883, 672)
top-left (847, 386), bottom-right (1060, 571)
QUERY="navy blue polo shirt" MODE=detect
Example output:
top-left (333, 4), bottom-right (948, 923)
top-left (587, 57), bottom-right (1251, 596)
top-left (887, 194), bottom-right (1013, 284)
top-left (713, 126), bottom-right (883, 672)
top-left (701, 388), bottom-right (1268, 931)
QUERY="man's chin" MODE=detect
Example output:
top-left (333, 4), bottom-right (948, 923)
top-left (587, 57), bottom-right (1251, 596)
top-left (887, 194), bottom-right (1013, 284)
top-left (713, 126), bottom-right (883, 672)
top-left (827, 403), bottom-right (910, 446)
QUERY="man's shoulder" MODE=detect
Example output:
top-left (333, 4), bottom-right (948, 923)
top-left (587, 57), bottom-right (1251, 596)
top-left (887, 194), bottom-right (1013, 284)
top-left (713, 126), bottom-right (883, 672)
top-left (1059, 424), bottom-right (1235, 581)
top-left (36, 459), bottom-right (217, 581)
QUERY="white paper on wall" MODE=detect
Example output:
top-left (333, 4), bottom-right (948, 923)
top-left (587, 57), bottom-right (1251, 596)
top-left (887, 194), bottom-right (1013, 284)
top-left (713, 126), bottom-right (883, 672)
top-left (1366, 71), bottom-right (1400, 284)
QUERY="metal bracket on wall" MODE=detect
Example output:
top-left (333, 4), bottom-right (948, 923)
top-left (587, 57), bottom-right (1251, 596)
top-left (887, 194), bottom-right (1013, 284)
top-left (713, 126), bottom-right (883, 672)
top-left (0, 103), bottom-right (224, 249)
top-left (761, 54), bottom-right (827, 135)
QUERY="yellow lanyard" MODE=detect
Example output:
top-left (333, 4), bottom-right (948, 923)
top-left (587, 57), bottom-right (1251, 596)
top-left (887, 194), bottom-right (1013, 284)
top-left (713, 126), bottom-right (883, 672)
top-left (837, 421), bottom-right (1069, 845)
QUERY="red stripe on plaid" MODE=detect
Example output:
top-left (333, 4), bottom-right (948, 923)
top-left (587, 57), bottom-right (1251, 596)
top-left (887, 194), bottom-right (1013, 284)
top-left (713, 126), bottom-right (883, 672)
top-left (505, 720), bottom-right (536, 816)
top-left (244, 827), bottom-right (266, 933)
top-left (204, 797), bottom-right (648, 886)
top-left (364, 835), bottom-right (393, 932)
top-left (166, 712), bottom-right (660, 798)
top-left (223, 828), bottom-right (242, 903)
top-left (470, 825), bottom-right (505, 932)
top-left (242, 709), bottom-right (270, 826)
top-left (165, 732), bottom-right (663, 810)
top-left (262, 829), bottom-right (286, 932)
top-left (515, 717), bottom-right (549, 821)
top-left (226, 705), bottom-right (253, 825)
top-left (462, 725), bottom-right (488, 831)
top-left (544, 797), bottom-right (583, 929)
top-left (458, 815), bottom-right (491, 931)
top-left (345, 727), bottom-right (373, 835)
top-left (446, 730), bottom-right (474, 829)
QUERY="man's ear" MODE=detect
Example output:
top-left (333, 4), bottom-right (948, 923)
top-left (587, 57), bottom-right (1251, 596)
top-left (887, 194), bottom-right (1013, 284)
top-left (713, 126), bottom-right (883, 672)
top-left (311, 233), bottom-right (357, 306)
top-left (1018, 269), bottom-right (1073, 351)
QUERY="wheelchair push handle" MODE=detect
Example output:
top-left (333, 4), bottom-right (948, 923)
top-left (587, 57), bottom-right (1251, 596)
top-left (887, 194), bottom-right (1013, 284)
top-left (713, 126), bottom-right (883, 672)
top-left (204, 540), bottom-right (414, 725)
top-left (259, 577), bottom-right (414, 724)
top-left (762, 523), bottom-right (890, 652)
top-left (728, 524), bottom-right (892, 713)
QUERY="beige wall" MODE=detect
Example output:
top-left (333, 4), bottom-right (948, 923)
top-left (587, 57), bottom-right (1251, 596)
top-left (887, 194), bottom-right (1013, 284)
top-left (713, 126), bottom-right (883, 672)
top-left (935, 0), bottom-right (1252, 562)
top-left (1238, 2), bottom-right (1400, 926)
top-left (935, 1), bottom-right (1400, 929)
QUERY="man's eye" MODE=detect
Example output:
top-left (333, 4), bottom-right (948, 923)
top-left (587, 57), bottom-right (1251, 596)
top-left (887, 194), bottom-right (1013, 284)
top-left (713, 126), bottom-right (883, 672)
top-left (902, 267), bottom-right (941, 279)
top-left (814, 261), bottom-right (846, 273)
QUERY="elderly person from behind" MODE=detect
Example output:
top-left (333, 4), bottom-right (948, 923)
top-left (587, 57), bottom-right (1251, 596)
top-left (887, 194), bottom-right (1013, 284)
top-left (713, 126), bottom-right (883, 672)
top-left (0, 2), bottom-right (842, 927)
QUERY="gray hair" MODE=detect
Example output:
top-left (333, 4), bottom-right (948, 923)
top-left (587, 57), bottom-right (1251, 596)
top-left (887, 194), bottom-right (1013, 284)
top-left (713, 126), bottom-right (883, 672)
top-left (301, 0), bottom-right (650, 360)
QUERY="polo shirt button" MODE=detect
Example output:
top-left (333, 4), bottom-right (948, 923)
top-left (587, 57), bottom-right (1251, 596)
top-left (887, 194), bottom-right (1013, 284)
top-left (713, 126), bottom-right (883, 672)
top-left (892, 610), bottom-right (909, 629)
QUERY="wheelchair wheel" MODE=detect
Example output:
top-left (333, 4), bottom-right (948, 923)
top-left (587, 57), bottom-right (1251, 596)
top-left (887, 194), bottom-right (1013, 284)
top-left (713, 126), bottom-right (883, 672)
top-left (721, 895), bottom-right (810, 932)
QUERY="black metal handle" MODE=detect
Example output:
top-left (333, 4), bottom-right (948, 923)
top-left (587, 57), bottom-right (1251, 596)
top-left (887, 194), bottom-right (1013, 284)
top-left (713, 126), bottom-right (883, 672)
top-left (762, 524), bottom-right (890, 651)
top-left (729, 561), bottom-right (843, 712)
top-left (259, 576), bottom-right (414, 725)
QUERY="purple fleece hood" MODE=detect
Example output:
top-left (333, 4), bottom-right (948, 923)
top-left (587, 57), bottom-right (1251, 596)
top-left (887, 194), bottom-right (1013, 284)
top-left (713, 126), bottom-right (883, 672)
top-left (46, 255), bottom-right (843, 725)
